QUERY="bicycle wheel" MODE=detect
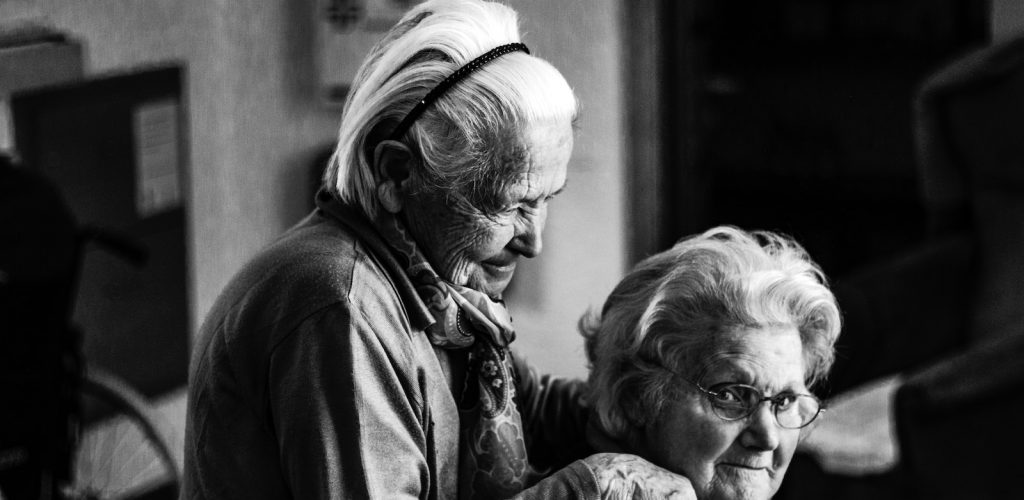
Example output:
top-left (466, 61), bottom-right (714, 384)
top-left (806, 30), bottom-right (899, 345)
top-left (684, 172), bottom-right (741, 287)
top-left (62, 367), bottom-right (179, 500)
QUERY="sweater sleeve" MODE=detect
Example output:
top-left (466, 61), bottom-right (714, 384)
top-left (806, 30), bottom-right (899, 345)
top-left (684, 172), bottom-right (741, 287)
top-left (267, 305), bottom-right (430, 499)
top-left (513, 460), bottom-right (601, 500)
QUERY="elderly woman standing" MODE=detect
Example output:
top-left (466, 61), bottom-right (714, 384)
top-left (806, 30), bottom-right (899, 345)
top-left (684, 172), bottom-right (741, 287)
top-left (184, 1), bottom-right (691, 499)
top-left (584, 227), bottom-right (842, 499)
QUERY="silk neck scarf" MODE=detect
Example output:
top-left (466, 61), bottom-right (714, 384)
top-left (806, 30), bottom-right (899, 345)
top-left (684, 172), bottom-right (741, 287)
top-left (372, 210), bottom-right (534, 499)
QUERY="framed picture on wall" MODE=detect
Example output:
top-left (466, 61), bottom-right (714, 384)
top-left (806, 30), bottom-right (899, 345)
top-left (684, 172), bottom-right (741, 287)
top-left (10, 65), bottom-right (190, 398)
top-left (316, 0), bottom-right (422, 104)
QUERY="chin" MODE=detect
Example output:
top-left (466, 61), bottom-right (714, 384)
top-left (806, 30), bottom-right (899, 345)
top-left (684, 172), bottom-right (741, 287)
top-left (478, 279), bottom-right (511, 298)
top-left (704, 475), bottom-right (776, 500)
top-left (464, 273), bottom-right (511, 298)
top-left (708, 483), bottom-right (774, 500)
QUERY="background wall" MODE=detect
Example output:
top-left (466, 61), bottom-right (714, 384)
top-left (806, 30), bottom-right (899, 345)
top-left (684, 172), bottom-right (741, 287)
top-left (502, 0), bottom-right (626, 379)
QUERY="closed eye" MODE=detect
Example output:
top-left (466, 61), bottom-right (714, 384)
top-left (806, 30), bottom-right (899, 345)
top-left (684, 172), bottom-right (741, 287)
top-left (546, 184), bottom-right (566, 201)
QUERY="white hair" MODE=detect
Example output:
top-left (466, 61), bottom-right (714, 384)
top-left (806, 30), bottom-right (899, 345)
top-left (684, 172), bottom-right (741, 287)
top-left (324, 0), bottom-right (579, 218)
top-left (581, 226), bottom-right (842, 439)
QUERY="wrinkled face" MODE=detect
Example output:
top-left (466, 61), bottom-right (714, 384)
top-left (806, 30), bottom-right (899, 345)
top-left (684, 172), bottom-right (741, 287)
top-left (641, 326), bottom-right (806, 500)
top-left (402, 119), bottom-right (573, 297)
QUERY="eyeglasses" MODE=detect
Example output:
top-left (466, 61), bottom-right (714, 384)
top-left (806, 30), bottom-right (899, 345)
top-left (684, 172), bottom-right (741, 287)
top-left (680, 377), bottom-right (824, 429)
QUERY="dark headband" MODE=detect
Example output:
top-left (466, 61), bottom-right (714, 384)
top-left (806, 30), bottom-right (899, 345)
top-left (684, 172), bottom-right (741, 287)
top-left (389, 42), bottom-right (530, 141)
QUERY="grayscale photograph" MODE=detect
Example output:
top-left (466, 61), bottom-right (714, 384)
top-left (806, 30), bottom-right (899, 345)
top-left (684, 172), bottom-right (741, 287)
top-left (1, 0), bottom-right (1021, 499)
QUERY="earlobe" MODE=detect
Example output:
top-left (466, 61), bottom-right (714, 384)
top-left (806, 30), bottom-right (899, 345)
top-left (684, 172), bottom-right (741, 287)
top-left (377, 183), bottom-right (402, 214)
top-left (373, 140), bottom-right (414, 214)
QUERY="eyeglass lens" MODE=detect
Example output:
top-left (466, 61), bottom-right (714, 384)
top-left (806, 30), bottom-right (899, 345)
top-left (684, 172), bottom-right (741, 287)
top-left (705, 384), bottom-right (820, 429)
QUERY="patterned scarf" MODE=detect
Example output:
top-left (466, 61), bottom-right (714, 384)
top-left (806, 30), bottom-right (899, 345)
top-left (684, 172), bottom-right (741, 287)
top-left (372, 211), bottom-right (533, 499)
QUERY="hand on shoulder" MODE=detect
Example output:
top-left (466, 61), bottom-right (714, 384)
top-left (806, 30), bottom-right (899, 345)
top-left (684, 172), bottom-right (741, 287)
top-left (582, 453), bottom-right (695, 500)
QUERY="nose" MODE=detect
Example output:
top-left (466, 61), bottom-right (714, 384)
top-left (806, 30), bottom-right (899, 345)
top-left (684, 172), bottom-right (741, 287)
top-left (510, 207), bottom-right (546, 258)
top-left (740, 403), bottom-right (781, 451)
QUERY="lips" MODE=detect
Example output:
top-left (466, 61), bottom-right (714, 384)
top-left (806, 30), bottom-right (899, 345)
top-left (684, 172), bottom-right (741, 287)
top-left (724, 464), bottom-right (767, 471)
top-left (719, 461), bottom-right (772, 472)
top-left (482, 251), bottom-right (517, 270)
top-left (481, 260), bottom-right (517, 276)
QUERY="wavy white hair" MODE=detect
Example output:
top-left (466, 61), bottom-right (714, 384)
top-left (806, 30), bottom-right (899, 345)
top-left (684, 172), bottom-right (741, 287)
top-left (323, 0), bottom-right (579, 218)
top-left (582, 226), bottom-right (842, 440)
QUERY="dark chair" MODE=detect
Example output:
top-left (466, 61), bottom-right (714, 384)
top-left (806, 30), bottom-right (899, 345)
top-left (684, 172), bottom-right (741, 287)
top-left (0, 154), bottom-right (80, 499)
top-left (780, 35), bottom-right (1024, 500)
top-left (892, 33), bottom-right (1024, 500)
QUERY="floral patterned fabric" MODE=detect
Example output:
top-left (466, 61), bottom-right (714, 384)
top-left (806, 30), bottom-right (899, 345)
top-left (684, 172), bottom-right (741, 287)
top-left (373, 211), bottom-right (532, 499)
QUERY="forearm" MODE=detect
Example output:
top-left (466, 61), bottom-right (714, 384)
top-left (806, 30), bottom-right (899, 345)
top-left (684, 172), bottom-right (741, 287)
top-left (513, 454), bottom-right (696, 500)
top-left (512, 460), bottom-right (600, 500)
top-left (513, 351), bottom-right (593, 470)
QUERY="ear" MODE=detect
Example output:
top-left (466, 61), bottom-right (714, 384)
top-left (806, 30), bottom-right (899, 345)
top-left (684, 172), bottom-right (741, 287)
top-left (372, 139), bottom-right (415, 214)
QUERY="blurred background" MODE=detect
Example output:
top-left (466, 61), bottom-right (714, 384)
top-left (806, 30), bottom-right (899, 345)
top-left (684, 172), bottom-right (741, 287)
top-left (2, 0), bottom-right (1022, 498)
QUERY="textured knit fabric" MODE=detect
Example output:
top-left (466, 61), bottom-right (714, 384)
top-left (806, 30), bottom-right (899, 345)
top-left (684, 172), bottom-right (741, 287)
top-left (182, 193), bottom-right (600, 499)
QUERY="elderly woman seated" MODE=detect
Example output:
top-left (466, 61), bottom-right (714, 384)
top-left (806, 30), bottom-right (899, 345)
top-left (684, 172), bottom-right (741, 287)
top-left (583, 226), bottom-right (842, 499)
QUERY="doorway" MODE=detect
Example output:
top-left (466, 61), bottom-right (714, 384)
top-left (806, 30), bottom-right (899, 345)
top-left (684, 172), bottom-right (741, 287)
top-left (626, 0), bottom-right (988, 278)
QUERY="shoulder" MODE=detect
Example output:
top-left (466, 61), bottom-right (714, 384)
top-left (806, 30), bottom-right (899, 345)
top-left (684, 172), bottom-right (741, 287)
top-left (191, 213), bottom-right (429, 401)
top-left (199, 214), bottom-right (412, 353)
